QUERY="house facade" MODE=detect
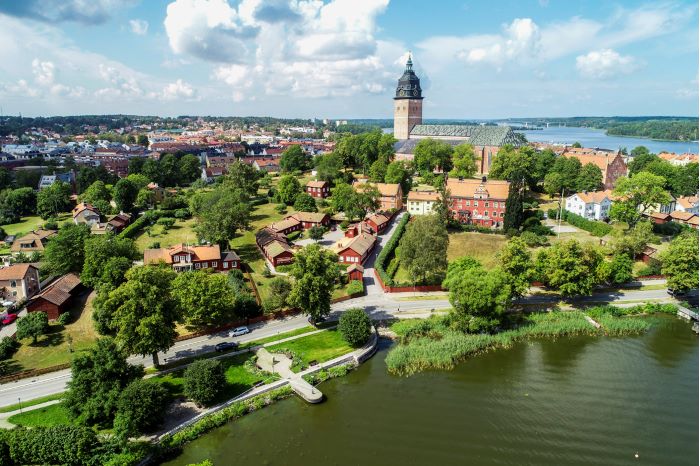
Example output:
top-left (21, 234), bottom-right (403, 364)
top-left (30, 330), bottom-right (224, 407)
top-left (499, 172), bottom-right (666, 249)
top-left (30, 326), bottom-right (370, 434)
top-left (0, 264), bottom-right (40, 303)
top-left (565, 191), bottom-right (613, 221)
top-left (143, 244), bottom-right (240, 272)
top-left (72, 202), bottom-right (101, 226)
top-left (407, 190), bottom-right (440, 215)
top-left (445, 177), bottom-right (509, 228)
top-left (333, 232), bottom-right (376, 265)
top-left (353, 181), bottom-right (403, 211)
top-left (270, 217), bottom-right (302, 235)
top-left (10, 229), bottom-right (57, 254)
top-left (27, 273), bottom-right (82, 320)
top-left (289, 212), bottom-right (330, 229)
top-left (306, 180), bottom-right (330, 198)
top-left (364, 213), bottom-right (391, 234)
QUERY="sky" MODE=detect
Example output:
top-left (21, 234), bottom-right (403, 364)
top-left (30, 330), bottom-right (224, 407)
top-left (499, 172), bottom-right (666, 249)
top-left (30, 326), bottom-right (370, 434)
top-left (0, 0), bottom-right (697, 119)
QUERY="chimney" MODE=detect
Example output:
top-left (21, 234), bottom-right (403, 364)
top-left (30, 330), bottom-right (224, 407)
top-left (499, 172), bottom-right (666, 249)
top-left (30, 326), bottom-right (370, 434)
top-left (482, 176), bottom-right (487, 183)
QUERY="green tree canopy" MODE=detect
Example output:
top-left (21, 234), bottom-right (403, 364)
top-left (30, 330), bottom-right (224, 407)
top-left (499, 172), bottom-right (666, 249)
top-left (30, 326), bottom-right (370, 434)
top-left (577, 163), bottom-right (603, 192)
top-left (442, 256), bottom-right (482, 290)
top-left (449, 267), bottom-right (512, 332)
top-left (413, 138), bottom-right (453, 174)
top-left (184, 359), bottom-right (225, 406)
top-left (662, 232), bottom-right (699, 293)
top-left (293, 192), bottom-right (317, 212)
top-left (449, 144), bottom-right (477, 179)
top-left (193, 186), bottom-right (251, 247)
top-left (63, 337), bottom-right (143, 427)
top-left (385, 160), bottom-right (412, 195)
top-left (79, 180), bottom-right (111, 206)
top-left (276, 175), bottom-right (302, 205)
top-left (397, 214), bottom-right (448, 285)
top-left (498, 236), bottom-right (533, 297)
top-left (102, 266), bottom-right (180, 366)
top-left (113, 178), bottom-right (138, 213)
top-left (338, 307), bottom-right (371, 347)
top-left (369, 159), bottom-right (388, 182)
top-left (314, 152), bottom-right (343, 184)
top-left (534, 239), bottom-right (603, 296)
top-left (610, 172), bottom-right (671, 228)
top-left (113, 379), bottom-right (169, 437)
top-left (43, 223), bottom-right (91, 275)
top-left (178, 154), bottom-right (201, 184)
top-left (288, 244), bottom-right (340, 322)
top-left (81, 233), bottom-right (138, 289)
top-left (37, 181), bottom-right (72, 219)
top-left (172, 270), bottom-right (239, 328)
top-left (280, 145), bottom-right (309, 172)
top-left (16, 311), bottom-right (49, 344)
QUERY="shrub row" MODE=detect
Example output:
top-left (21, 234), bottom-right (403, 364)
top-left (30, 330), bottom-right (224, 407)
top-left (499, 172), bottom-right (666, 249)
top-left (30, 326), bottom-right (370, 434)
top-left (374, 214), bottom-right (410, 287)
top-left (346, 280), bottom-right (364, 296)
top-left (160, 386), bottom-right (293, 451)
top-left (118, 210), bottom-right (167, 239)
top-left (547, 209), bottom-right (612, 237)
top-left (303, 363), bottom-right (354, 385)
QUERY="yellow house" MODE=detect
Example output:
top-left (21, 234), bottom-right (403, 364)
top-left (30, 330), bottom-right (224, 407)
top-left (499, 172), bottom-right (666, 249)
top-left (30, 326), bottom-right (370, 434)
top-left (407, 190), bottom-right (440, 215)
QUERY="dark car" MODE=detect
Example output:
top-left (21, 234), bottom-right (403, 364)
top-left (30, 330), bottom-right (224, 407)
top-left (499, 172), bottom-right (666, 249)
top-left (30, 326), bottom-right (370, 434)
top-left (2, 313), bottom-right (18, 325)
top-left (214, 341), bottom-right (238, 352)
top-left (307, 315), bottom-right (327, 327)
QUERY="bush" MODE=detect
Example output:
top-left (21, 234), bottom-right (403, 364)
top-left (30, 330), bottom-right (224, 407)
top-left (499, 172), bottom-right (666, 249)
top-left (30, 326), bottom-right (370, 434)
top-left (3, 425), bottom-right (99, 466)
top-left (118, 210), bottom-right (165, 239)
top-left (338, 307), bottom-right (372, 347)
top-left (184, 359), bottom-right (226, 407)
top-left (43, 218), bottom-right (59, 230)
top-left (113, 379), bottom-right (170, 437)
top-left (148, 241), bottom-right (161, 249)
top-left (346, 280), bottom-right (364, 296)
top-left (339, 220), bottom-right (349, 230)
top-left (275, 205), bottom-right (287, 214)
top-left (520, 231), bottom-right (548, 247)
top-left (653, 221), bottom-right (685, 236)
top-left (16, 311), bottom-right (48, 343)
top-left (57, 311), bottom-right (71, 326)
top-left (374, 214), bottom-right (410, 286)
top-left (157, 217), bottom-right (176, 230)
top-left (637, 259), bottom-right (662, 277)
top-left (0, 336), bottom-right (18, 360)
top-left (174, 208), bottom-right (191, 219)
top-left (549, 210), bottom-right (612, 237)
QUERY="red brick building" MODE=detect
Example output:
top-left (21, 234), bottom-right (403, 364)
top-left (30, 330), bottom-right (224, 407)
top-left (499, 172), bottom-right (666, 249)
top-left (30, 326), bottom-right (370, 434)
top-left (27, 273), bottom-right (82, 320)
top-left (306, 180), bottom-right (330, 198)
top-left (143, 244), bottom-right (240, 272)
top-left (446, 177), bottom-right (510, 228)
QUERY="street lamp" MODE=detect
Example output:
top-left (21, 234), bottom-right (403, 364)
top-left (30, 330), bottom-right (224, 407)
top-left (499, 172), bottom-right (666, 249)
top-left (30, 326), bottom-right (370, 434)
top-left (17, 397), bottom-right (22, 415)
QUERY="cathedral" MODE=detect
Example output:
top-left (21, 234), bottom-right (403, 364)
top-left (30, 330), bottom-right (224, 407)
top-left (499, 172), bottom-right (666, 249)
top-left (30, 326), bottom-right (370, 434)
top-left (392, 55), bottom-right (523, 174)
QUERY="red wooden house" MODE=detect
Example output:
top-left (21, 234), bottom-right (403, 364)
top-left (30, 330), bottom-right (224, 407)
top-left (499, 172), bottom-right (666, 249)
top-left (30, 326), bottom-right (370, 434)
top-left (333, 232), bottom-right (376, 265)
top-left (143, 244), bottom-right (240, 272)
top-left (288, 212), bottom-right (330, 229)
top-left (364, 213), bottom-right (391, 234)
top-left (27, 273), bottom-right (83, 320)
top-left (306, 180), bottom-right (330, 198)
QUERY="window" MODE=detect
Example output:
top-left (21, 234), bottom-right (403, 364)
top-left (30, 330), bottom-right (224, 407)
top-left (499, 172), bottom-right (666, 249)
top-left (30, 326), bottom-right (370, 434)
top-left (12, 291), bottom-right (16, 297)
top-left (211, 261), bottom-right (217, 268)
top-left (174, 256), bottom-right (180, 262)
top-left (493, 211), bottom-right (497, 218)
top-left (474, 201), bottom-right (479, 207)
top-left (195, 263), bottom-right (200, 269)
top-left (223, 262), bottom-right (229, 269)
top-left (501, 202), bottom-right (506, 208)
top-left (10, 281), bottom-right (16, 287)
top-left (465, 200), bottom-right (470, 206)
top-left (484, 201), bottom-right (489, 207)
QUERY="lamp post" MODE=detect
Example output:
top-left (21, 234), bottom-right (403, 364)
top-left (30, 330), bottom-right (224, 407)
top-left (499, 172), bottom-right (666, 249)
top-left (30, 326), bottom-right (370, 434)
top-left (17, 397), bottom-right (22, 415)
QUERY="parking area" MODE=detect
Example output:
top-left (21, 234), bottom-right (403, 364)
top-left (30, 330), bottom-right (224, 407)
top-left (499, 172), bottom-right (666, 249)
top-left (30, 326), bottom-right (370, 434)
top-left (295, 227), bottom-right (346, 248)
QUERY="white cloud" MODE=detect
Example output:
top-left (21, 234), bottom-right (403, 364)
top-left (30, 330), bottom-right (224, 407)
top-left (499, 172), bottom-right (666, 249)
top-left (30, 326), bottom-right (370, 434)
top-left (31, 59), bottom-right (55, 87)
top-left (0, 0), bottom-right (136, 24)
top-left (161, 79), bottom-right (198, 100)
top-left (165, 0), bottom-right (394, 99)
top-left (129, 19), bottom-right (149, 35)
top-left (575, 49), bottom-right (636, 79)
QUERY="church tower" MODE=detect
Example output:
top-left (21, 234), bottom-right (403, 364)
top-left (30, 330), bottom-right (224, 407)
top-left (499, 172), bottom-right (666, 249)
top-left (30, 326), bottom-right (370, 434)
top-left (393, 54), bottom-right (423, 140)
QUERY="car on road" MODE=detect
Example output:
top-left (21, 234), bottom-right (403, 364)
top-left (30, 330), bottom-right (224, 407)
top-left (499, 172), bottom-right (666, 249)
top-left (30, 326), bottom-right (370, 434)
top-left (215, 341), bottom-right (239, 352)
top-left (229, 326), bottom-right (250, 337)
top-left (2, 313), bottom-right (18, 325)
top-left (308, 315), bottom-right (326, 327)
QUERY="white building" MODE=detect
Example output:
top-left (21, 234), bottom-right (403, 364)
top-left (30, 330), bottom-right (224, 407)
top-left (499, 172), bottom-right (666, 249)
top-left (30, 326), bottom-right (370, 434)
top-left (407, 190), bottom-right (441, 215)
top-left (565, 190), bottom-right (613, 221)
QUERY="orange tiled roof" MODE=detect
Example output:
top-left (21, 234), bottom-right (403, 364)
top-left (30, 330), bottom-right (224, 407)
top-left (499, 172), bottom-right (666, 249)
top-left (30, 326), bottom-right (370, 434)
top-left (446, 178), bottom-right (510, 199)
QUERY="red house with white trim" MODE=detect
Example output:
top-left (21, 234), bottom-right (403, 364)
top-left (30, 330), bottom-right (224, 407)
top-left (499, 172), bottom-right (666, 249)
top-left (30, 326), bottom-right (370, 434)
top-left (306, 180), bottom-right (330, 198)
top-left (446, 177), bottom-right (510, 228)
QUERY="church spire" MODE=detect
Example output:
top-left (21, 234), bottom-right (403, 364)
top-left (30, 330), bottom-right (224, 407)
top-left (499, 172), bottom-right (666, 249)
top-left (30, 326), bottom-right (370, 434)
top-left (406, 51), bottom-right (413, 71)
top-left (394, 52), bottom-right (422, 100)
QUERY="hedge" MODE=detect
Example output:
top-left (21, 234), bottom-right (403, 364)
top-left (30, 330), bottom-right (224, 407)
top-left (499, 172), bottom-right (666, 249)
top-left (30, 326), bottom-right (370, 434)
top-left (1, 425), bottom-right (98, 466)
top-left (547, 209), bottom-right (612, 237)
top-left (374, 214), bottom-right (410, 286)
top-left (118, 210), bottom-right (167, 239)
top-left (346, 280), bottom-right (364, 295)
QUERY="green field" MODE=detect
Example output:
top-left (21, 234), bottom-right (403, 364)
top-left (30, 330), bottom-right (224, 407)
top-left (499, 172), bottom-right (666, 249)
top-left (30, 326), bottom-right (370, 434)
top-left (267, 330), bottom-right (353, 372)
top-left (8, 403), bottom-right (72, 427)
top-left (447, 231), bottom-right (508, 269)
top-left (133, 217), bottom-right (198, 252)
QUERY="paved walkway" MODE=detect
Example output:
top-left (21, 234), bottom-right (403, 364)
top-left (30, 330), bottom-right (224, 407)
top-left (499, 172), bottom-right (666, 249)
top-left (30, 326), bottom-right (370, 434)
top-left (256, 347), bottom-right (322, 403)
top-left (0, 399), bottom-right (61, 428)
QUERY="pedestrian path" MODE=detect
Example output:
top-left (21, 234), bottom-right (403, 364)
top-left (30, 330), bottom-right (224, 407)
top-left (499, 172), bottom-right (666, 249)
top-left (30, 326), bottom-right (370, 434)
top-left (0, 399), bottom-right (61, 428)
top-left (256, 348), bottom-right (322, 403)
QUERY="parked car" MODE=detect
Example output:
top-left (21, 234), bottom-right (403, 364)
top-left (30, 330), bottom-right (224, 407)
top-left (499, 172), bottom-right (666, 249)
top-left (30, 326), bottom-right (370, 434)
top-left (229, 326), bottom-right (250, 337)
top-left (215, 341), bottom-right (239, 352)
top-left (2, 313), bottom-right (18, 325)
top-left (308, 315), bottom-right (326, 327)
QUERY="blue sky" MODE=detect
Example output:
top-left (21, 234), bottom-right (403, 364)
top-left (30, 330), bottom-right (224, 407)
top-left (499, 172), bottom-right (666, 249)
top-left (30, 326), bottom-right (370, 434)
top-left (0, 0), bottom-right (697, 119)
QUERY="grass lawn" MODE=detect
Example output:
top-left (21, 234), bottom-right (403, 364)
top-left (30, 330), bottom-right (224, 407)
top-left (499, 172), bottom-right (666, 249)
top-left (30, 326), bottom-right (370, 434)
top-left (133, 217), bottom-right (198, 253)
top-left (0, 393), bottom-right (64, 413)
top-left (229, 201), bottom-right (287, 304)
top-left (267, 330), bottom-right (353, 372)
top-left (154, 353), bottom-right (279, 402)
top-left (2, 216), bottom-right (45, 237)
top-left (447, 231), bottom-right (508, 269)
top-left (9, 403), bottom-right (72, 427)
top-left (9, 291), bottom-right (99, 373)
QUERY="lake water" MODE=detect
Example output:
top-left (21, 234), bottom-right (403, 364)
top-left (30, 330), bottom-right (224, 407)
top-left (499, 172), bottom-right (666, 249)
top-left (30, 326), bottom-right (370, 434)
top-left (163, 316), bottom-right (698, 466)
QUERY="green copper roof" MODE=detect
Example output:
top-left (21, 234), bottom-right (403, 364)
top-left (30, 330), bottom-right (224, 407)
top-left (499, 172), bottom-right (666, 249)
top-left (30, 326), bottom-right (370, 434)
top-left (409, 125), bottom-right (524, 146)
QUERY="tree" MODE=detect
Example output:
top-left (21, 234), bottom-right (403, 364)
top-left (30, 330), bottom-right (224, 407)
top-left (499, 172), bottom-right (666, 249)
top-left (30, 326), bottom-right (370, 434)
top-left (0, 167), bottom-right (13, 190)
top-left (63, 337), bottom-right (143, 427)
top-left (184, 359), bottom-right (225, 406)
top-left (222, 161), bottom-right (263, 196)
top-left (449, 267), bottom-right (512, 332)
top-left (314, 152), bottom-right (343, 184)
top-left (126, 173), bottom-right (150, 191)
top-left (662, 232), bottom-right (699, 293)
top-left (2, 187), bottom-right (36, 217)
top-left (141, 158), bottom-right (161, 183)
top-left (293, 192), bottom-right (317, 212)
top-left (288, 244), bottom-right (340, 322)
top-left (178, 154), bottom-right (201, 184)
top-left (609, 221), bottom-right (654, 257)
top-left (413, 138), bottom-right (453, 174)
top-left (43, 223), bottom-right (91, 275)
top-left (599, 253), bottom-right (634, 285)
top-left (276, 175), bottom-right (302, 205)
top-left (503, 181), bottom-right (525, 231)
top-left (112, 178), bottom-right (138, 213)
top-left (265, 277), bottom-right (291, 311)
top-left (16, 311), bottom-right (49, 344)
top-left (385, 160), bottom-right (412, 195)
top-left (369, 159), bottom-right (388, 182)
top-left (628, 146), bottom-right (655, 175)
top-left (442, 256), bottom-right (482, 290)
top-left (534, 239), bottom-right (603, 296)
top-left (308, 225), bottom-right (325, 241)
top-left (398, 215), bottom-right (448, 285)
top-left (80, 181), bottom-right (111, 206)
top-left (160, 154), bottom-right (180, 187)
top-left (103, 266), bottom-right (179, 366)
top-left (172, 270), bottom-right (239, 328)
top-left (338, 308), bottom-right (371, 347)
top-left (543, 171), bottom-right (565, 197)
top-left (137, 134), bottom-right (149, 146)
top-left (611, 172), bottom-right (671, 228)
top-left (280, 145), bottom-right (308, 172)
top-left (351, 184), bottom-right (381, 219)
top-left (577, 163), bottom-right (603, 192)
top-left (571, 141), bottom-right (582, 148)
top-left (113, 380), bottom-right (169, 437)
top-left (499, 237), bottom-right (533, 297)
top-left (37, 181), bottom-right (72, 219)
top-left (194, 187), bottom-right (251, 247)
top-left (330, 183), bottom-right (355, 213)
top-left (489, 145), bottom-right (538, 188)
top-left (81, 233), bottom-right (138, 289)
top-left (449, 144), bottom-right (477, 179)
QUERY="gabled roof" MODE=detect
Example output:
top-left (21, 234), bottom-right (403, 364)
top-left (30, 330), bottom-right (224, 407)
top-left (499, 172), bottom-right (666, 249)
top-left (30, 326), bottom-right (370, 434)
top-left (33, 273), bottom-right (81, 306)
top-left (0, 264), bottom-right (37, 280)
top-left (677, 196), bottom-right (699, 209)
top-left (11, 230), bottom-right (57, 251)
top-left (366, 212), bottom-right (390, 225)
top-left (264, 240), bottom-right (292, 258)
top-left (446, 178), bottom-right (510, 199)
top-left (408, 125), bottom-right (522, 147)
top-left (353, 181), bottom-right (401, 197)
top-left (72, 202), bottom-right (99, 217)
top-left (256, 227), bottom-right (287, 247)
top-left (270, 217), bottom-right (301, 232)
top-left (335, 232), bottom-right (376, 257)
top-left (670, 211), bottom-right (696, 221)
top-left (144, 243), bottom-right (224, 265)
top-left (561, 149), bottom-right (622, 176)
top-left (407, 190), bottom-right (441, 202)
top-left (571, 190), bottom-right (613, 204)
top-left (347, 263), bottom-right (364, 273)
top-left (289, 212), bottom-right (328, 223)
top-left (306, 180), bottom-right (328, 188)
top-left (648, 212), bottom-right (671, 220)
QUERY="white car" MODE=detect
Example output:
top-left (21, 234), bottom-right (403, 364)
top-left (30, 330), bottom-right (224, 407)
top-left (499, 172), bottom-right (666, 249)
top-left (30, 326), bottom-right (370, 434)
top-left (229, 326), bottom-right (250, 337)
